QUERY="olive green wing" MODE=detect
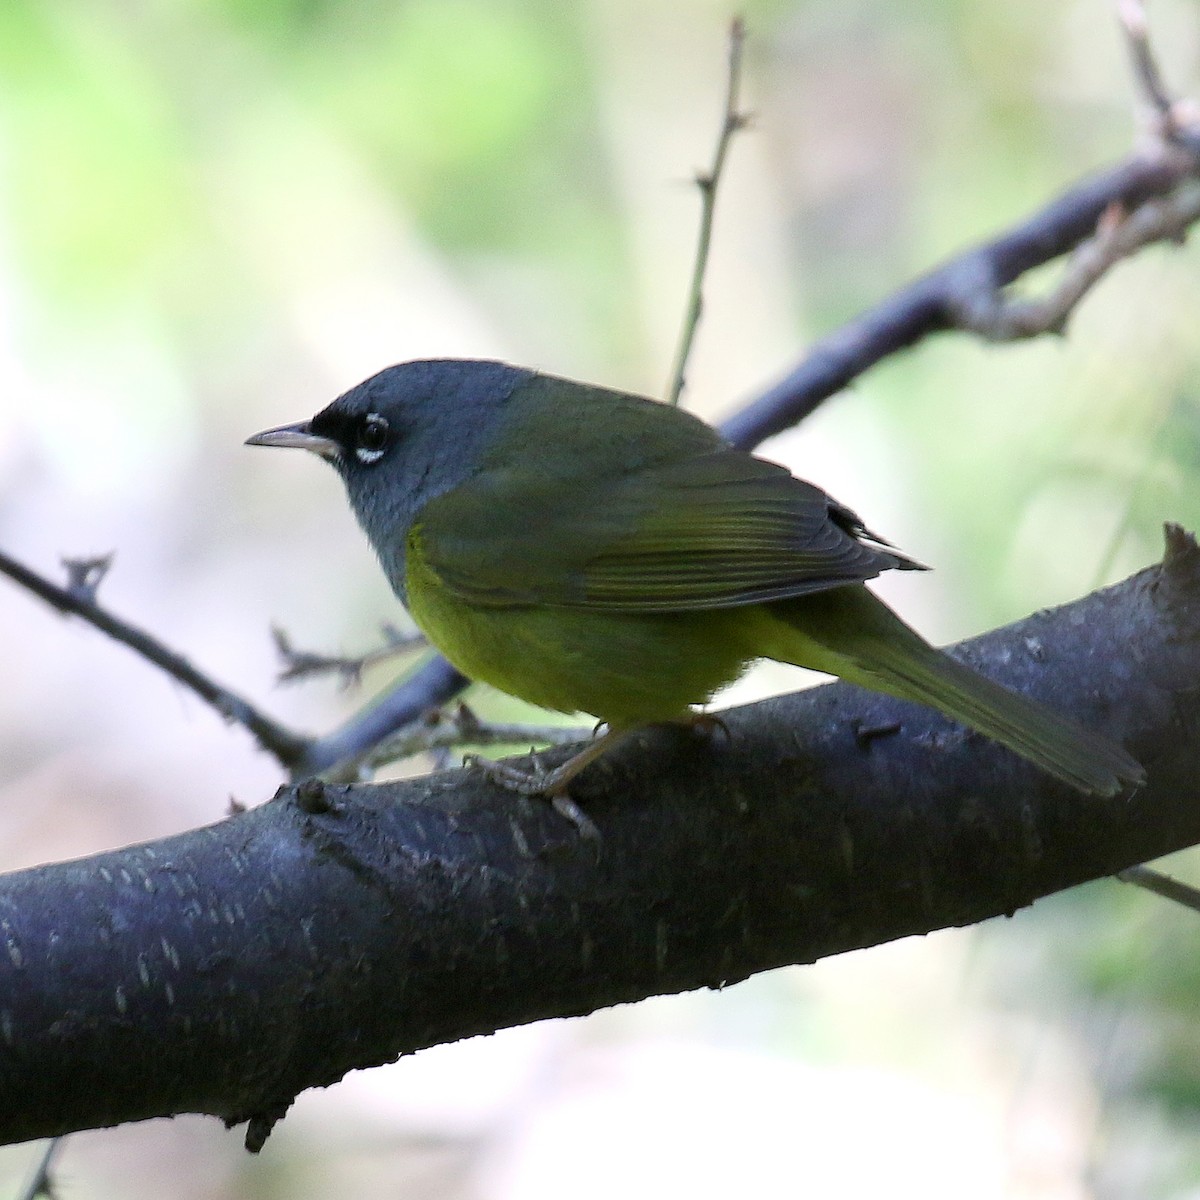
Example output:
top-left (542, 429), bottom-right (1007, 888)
top-left (414, 441), bottom-right (923, 613)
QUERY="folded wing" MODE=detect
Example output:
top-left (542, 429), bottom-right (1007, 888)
top-left (417, 434), bottom-right (923, 612)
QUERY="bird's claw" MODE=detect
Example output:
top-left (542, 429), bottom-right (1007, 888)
top-left (463, 753), bottom-right (601, 839)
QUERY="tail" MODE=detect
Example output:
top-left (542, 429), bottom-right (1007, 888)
top-left (761, 587), bottom-right (1145, 796)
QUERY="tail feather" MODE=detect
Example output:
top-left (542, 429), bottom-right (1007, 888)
top-left (765, 588), bottom-right (1145, 796)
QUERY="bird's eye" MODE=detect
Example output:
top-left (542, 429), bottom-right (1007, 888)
top-left (354, 413), bottom-right (390, 464)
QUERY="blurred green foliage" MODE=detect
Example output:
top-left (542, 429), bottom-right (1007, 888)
top-left (2, 1), bottom-right (1200, 1194)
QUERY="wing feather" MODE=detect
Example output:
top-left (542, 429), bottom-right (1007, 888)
top-left (415, 384), bottom-right (922, 612)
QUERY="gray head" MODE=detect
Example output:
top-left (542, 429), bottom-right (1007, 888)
top-left (247, 358), bottom-right (530, 601)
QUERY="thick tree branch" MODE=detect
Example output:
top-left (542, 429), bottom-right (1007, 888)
top-left (1, 527), bottom-right (1195, 1152)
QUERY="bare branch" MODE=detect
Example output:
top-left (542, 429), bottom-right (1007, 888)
top-left (1118, 863), bottom-right (1200, 912)
top-left (0, 549), bottom-right (499, 782)
top-left (0, 552), bottom-right (567, 784)
top-left (949, 184), bottom-right (1200, 339)
top-left (286, 656), bottom-right (465, 776)
top-left (15, 1137), bottom-right (62, 1200)
top-left (1119, 0), bottom-right (1176, 128)
top-left (720, 8), bottom-right (1200, 450)
top-left (665, 17), bottom-right (749, 406)
top-left (272, 623), bottom-right (424, 689)
top-left (0, 549), bottom-right (310, 769)
top-left (320, 700), bottom-right (591, 783)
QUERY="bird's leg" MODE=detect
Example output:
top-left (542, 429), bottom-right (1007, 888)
top-left (464, 727), bottom-right (633, 838)
top-left (466, 713), bottom-right (731, 836)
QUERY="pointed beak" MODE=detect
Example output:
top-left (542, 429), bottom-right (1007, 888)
top-left (245, 421), bottom-right (341, 461)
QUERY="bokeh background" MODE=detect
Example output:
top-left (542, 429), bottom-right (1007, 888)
top-left (2, 0), bottom-right (1200, 1196)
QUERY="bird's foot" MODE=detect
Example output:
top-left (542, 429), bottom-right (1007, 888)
top-left (463, 751), bottom-right (558, 797)
top-left (548, 793), bottom-right (602, 840)
top-left (463, 751), bottom-right (603, 840)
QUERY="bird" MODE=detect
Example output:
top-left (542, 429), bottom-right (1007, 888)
top-left (247, 358), bottom-right (1144, 819)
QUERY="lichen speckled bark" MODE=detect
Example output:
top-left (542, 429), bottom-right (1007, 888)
top-left (0, 528), bottom-right (1197, 1152)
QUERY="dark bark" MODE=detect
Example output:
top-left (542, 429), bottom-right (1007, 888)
top-left (1, 527), bottom-right (1196, 1152)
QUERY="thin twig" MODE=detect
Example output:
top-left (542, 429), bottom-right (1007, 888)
top-left (320, 701), bottom-right (591, 783)
top-left (272, 623), bottom-right (425, 689)
top-left (1117, 864), bottom-right (1200, 913)
top-left (0, 546), bottom-right (481, 779)
top-left (946, 4), bottom-right (1200, 342)
top-left (1119, 0), bottom-right (1176, 127)
top-left (61, 554), bottom-right (112, 605)
top-left (950, 184), bottom-right (1200, 339)
top-left (665, 16), bottom-right (748, 406)
top-left (0, 549), bottom-right (309, 769)
top-left (293, 655), bottom-right (469, 777)
top-left (16, 1137), bottom-right (62, 1200)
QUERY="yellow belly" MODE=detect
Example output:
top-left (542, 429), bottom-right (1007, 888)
top-left (405, 544), bottom-right (757, 728)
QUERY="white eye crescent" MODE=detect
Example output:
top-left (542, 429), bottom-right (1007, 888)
top-left (355, 414), bottom-right (390, 464)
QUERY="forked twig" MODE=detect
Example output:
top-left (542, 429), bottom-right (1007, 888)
top-left (949, 186), bottom-right (1200, 340)
top-left (272, 623), bottom-right (425, 689)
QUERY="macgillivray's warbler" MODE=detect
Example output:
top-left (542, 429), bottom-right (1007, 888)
top-left (248, 358), bottom-right (1144, 811)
